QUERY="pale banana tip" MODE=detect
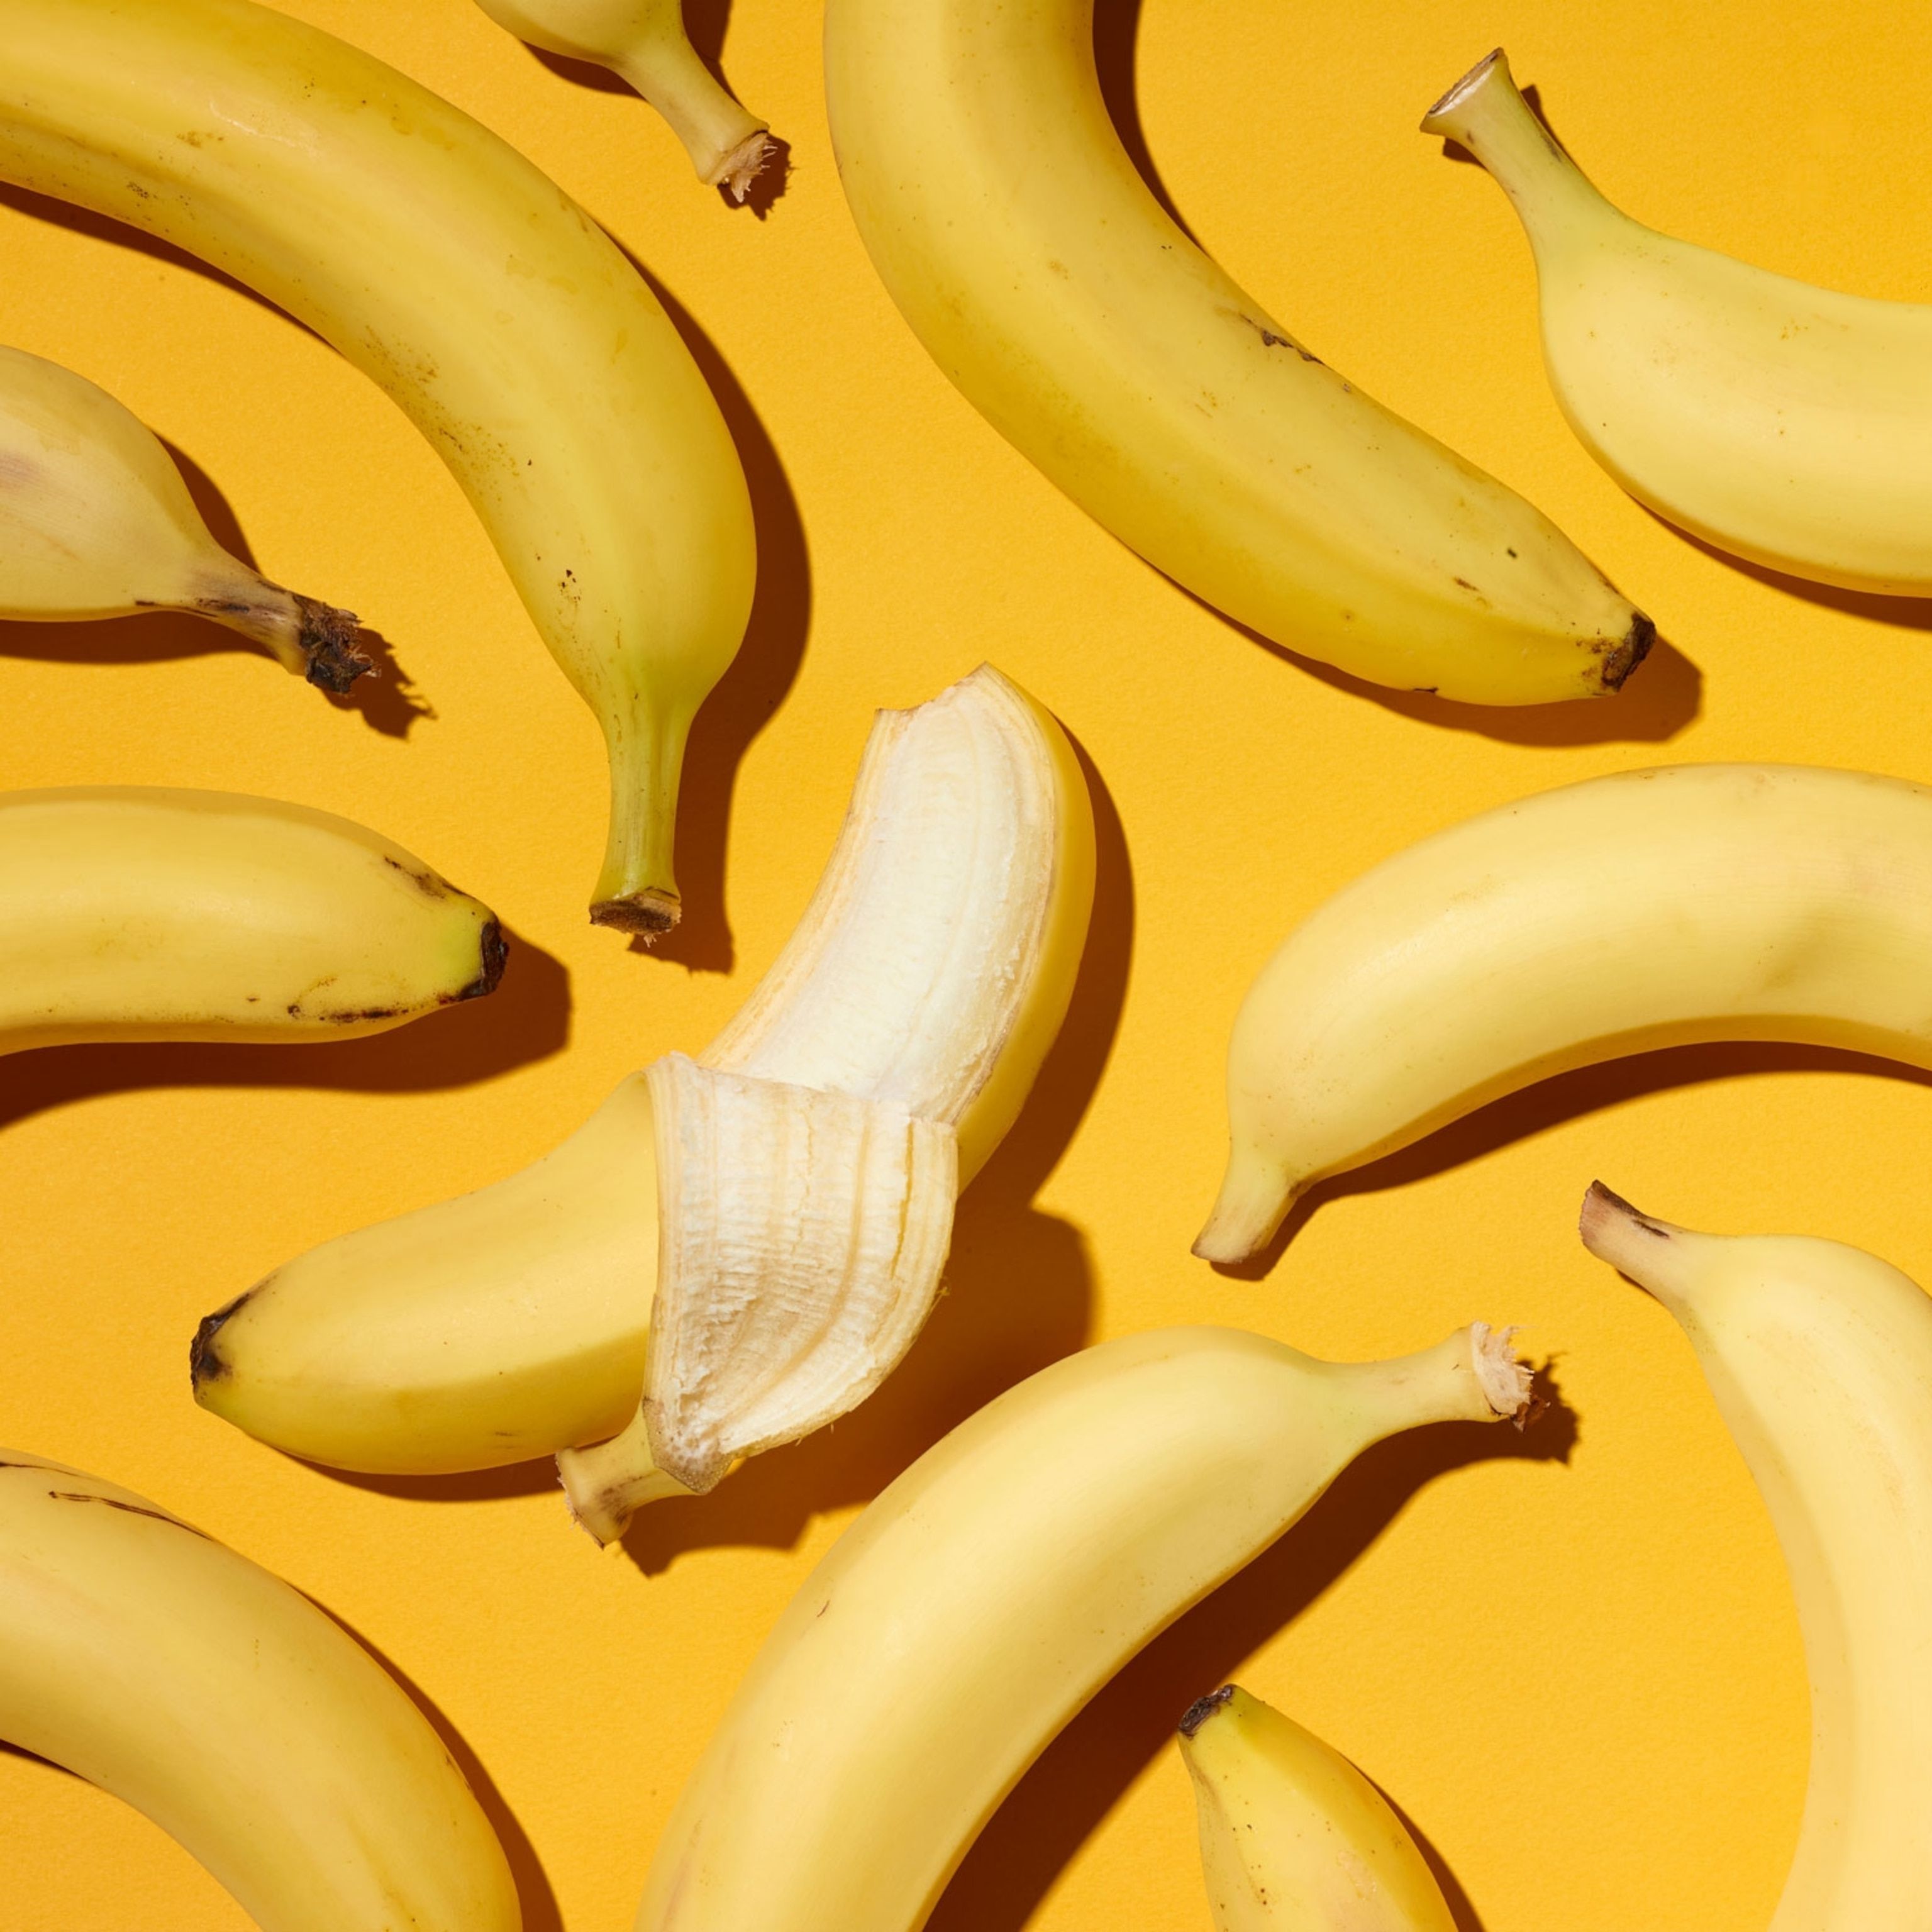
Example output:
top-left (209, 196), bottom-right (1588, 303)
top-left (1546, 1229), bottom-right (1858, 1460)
top-left (590, 888), bottom-right (680, 939)
top-left (710, 128), bottom-right (773, 203)
top-left (1422, 47), bottom-right (1508, 133)
top-left (1469, 1321), bottom-right (1536, 1424)
top-left (1192, 1152), bottom-right (1298, 1265)
top-left (1579, 1182), bottom-right (1690, 1304)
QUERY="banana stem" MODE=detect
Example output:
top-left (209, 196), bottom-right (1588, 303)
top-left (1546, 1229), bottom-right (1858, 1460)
top-left (589, 694), bottom-right (694, 935)
top-left (1579, 1182), bottom-right (1697, 1311)
top-left (1421, 49), bottom-right (1611, 247)
top-left (1192, 1145), bottom-right (1299, 1266)
top-left (616, 42), bottom-right (770, 201)
top-left (186, 564), bottom-right (371, 692)
top-left (1332, 1326), bottom-right (1535, 1436)
top-left (557, 1407), bottom-right (695, 1545)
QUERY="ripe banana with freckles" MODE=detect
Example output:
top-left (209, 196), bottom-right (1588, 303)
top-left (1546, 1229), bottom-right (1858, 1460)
top-left (193, 665), bottom-right (1093, 1536)
top-left (0, 0), bottom-right (754, 933)
top-left (1580, 1185), bottom-right (1932, 1931)
top-left (634, 1323), bottom-right (1533, 1932)
top-left (824, 0), bottom-right (1654, 705)
top-left (0, 1450), bottom-right (519, 1931)
top-left (0, 344), bottom-right (369, 691)
top-left (1198, 762), bottom-right (1932, 1265)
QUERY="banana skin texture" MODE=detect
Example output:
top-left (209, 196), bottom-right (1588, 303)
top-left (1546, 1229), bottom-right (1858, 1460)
top-left (0, 1453), bottom-right (519, 1932)
top-left (0, 786), bottom-right (502, 1053)
top-left (1581, 1186), bottom-right (1932, 1931)
top-left (633, 1323), bottom-right (1533, 1932)
top-left (0, 0), bottom-right (754, 931)
top-left (824, 0), bottom-right (1653, 705)
top-left (1426, 50), bottom-right (1932, 596)
top-left (1198, 763), bottom-right (1932, 1264)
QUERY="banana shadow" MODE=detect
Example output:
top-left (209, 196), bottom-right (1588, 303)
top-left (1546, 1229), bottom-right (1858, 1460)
top-left (325, 1609), bottom-right (564, 1932)
top-left (618, 736), bottom-right (1135, 1573)
top-left (927, 1382), bottom-right (1574, 1932)
top-left (0, 929), bottom-right (571, 1138)
top-left (1216, 1041), bottom-right (1932, 1279)
top-left (1092, 0), bottom-right (1194, 241)
top-left (1653, 516), bottom-right (1932, 635)
top-left (1379, 1785), bottom-right (1493, 1932)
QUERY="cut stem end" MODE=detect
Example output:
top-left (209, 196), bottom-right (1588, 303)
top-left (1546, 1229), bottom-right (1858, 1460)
top-left (591, 889), bottom-right (681, 938)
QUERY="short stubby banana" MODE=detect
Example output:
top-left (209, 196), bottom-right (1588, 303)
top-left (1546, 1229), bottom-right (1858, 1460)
top-left (823, 0), bottom-right (1653, 706)
top-left (0, 0), bottom-right (754, 931)
top-left (0, 786), bottom-right (502, 1053)
top-left (1425, 51), bottom-right (1932, 596)
top-left (633, 1323), bottom-right (1533, 1932)
top-left (0, 1451), bottom-right (519, 1932)
top-left (193, 667), bottom-right (1093, 1523)
top-left (1580, 1185), bottom-right (1932, 1932)
top-left (1179, 1684), bottom-right (1457, 1932)
top-left (473, 0), bottom-right (772, 201)
top-left (0, 344), bottom-right (369, 690)
top-left (1197, 762), bottom-right (1932, 1265)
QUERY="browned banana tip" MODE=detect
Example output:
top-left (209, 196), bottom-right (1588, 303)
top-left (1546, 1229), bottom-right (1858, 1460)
top-left (295, 594), bottom-right (375, 693)
top-left (1177, 1687), bottom-right (1236, 1737)
top-left (590, 890), bottom-right (681, 939)
top-left (455, 919), bottom-right (509, 1001)
top-left (1598, 613), bottom-right (1655, 693)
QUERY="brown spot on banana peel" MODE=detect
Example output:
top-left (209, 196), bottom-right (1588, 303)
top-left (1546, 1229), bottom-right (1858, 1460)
top-left (1177, 1686), bottom-right (1237, 1738)
top-left (47, 1492), bottom-right (214, 1539)
top-left (189, 1287), bottom-right (258, 1390)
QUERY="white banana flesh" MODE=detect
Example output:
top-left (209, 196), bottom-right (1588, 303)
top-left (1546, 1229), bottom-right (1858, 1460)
top-left (824, 0), bottom-right (1653, 706)
top-left (1198, 762), bottom-right (1932, 1265)
top-left (0, 0), bottom-right (754, 931)
top-left (472, 0), bottom-right (772, 200)
top-left (0, 1452), bottom-right (519, 1932)
top-left (1424, 50), bottom-right (1932, 595)
top-left (0, 344), bottom-right (369, 690)
top-left (193, 666), bottom-right (1094, 1519)
top-left (1580, 1185), bottom-right (1932, 1931)
top-left (635, 1323), bottom-right (1533, 1932)
top-left (0, 786), bottom-right (502, 1053)
top-left (1180, 1684), bottom-right (1457, 1932)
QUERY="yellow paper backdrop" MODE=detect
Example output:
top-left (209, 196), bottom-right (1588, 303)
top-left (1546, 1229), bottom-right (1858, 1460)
top-left (4, 1), bottom-right (1930, 1925)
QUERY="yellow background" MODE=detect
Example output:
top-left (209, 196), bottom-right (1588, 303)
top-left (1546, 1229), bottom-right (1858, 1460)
top-left (4, 0), bottom-right (1930, 1925)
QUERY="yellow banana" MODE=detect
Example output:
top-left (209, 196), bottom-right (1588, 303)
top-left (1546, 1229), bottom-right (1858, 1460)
top-left (1580, 1185), bottom-right (1932, 1931)
top-left (0, 343), bottom-right (368, 689)
top-left (0, 786), bottom-right (501, 1052)
top-left (473, 0), bottom-right (772, 201)
top-left (634, 1323), bottom-right (1532, 1932)
top-left (0, 1450), bottom-right (519, 1931)
top-left (192, 667), bottom-right (1093, 1528)
top-left (1197, 763), bottom-right (1932, 1265)
top-left (1425, 50), bottom-right (1932, 595)
top-left (1180, 1684), bottom-right (1457, 1932)
top-left (0, 0), bottom-right (753, 931)
top-left (824, 0), bottom-right (1653, 706)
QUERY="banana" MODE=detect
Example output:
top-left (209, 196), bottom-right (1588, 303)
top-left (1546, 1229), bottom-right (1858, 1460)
top-left (192, 666), bottom-right (1093, 1526)
top-left (823, 0), bottom-right (1653, 706)
top-left (1424, 51), bottom-right (1932, 595)
top-left (1579, 1184), bottom-right (1932, 1931)
top-left (1179, 1684), bottom-right (1457, 1932)
top-left (1197, 762), bottom-right (1932, 1265)
top-left (473, 0), bottom-right (772, 201)
top-left (0, 1450), bottom-right (519, 1931)
top-left (0, 786), bottom-right (501, 1052)
top-left (0, 343), bottom-right (369, 691)
top-left (632, 1323), bottom-right (1533, 1932)
top-left (0, 0), bottom-right (753, 932)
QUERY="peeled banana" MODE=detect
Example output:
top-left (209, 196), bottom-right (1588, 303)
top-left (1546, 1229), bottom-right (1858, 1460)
top-left (824, 0), bottom-right (1653, 705)
top-left (473, 0), bottom-right (772, 201)
top-left (1197, 762), bottom-right (1932, 1265)
top-left (0, 0), bottom-right (754, 931)
top-left (0, 1450), bottom-right (519, 1931)
top-left (0, 786), bottom-right (501, 1053)
top-left (192, 667), bottom-right (1092, 1529)
top-left (1580, 1184), bottom-right (1932, 1930)
top-left (0, 344), bottom-right (368, 690)
top-left (1424, 50), bottom-right (1932, 595)
top-left (633, 1322), bottom-right (1532, 1931)
top-left (1180, 1684), bottom-right (1457, 1932)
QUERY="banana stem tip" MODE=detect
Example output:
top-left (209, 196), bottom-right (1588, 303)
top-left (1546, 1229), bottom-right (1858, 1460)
top-left (1424, 48), bottom-right (1507, 126)
top-left (1177, 1686), bottom-right (1236, 1738)
top-left (591, 889), bottom-right (681, 938)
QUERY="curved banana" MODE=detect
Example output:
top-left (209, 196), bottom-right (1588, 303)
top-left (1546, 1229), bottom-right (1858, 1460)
top-left (633, 1323), bottom-right (1532, 1932)
top-left (0, 344), bottom-right (368, 690)
top-left (1424, 51), bottom-right (1932, 596)
top-left (0, 0), bottom-right (754, 931)
top-left (1580, 1185), bottom-right (1932, 1931)
top-left (0, 1451), bottom-right (519, 1931)
top-left (474, 0), bottom-right (772, 201)
top-left (1197, 762), bottom-right (1932, 1265)
top-left (823, 0), bottom-right (1653, 706)
top-left (0, 786), bottom-right (501, 1052)
top-left (192, 666), bottom-right (1093, 1516)
top-left (1180, 1684), bottom-right (1457, 1932)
